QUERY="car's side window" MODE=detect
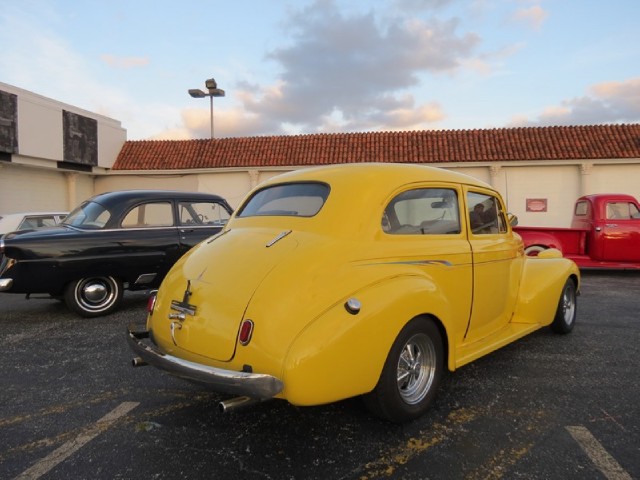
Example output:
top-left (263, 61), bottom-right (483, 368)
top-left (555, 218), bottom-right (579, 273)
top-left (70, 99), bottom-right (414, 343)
top-left (179, 201), bottom-right (231, 226)
top-left (18, 216), bottom-right (58, 230)
top-left (383, 188), bottom-right (460, 235)
top-left (122, 202), bottom-right (174, 228)
top-left (467, 192), bottom-right (506, 235)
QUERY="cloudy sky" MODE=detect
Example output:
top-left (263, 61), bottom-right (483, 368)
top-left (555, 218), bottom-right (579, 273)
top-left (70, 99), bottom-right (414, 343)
top-left (1, 0), bottom-right (638, 140)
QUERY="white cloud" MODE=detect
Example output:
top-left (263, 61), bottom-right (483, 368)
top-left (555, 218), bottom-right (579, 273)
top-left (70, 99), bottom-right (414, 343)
top-left (511, 5), bottom-right (548, 30)
top-left (228, 0), bottom-right (480, 135)
top-left (100, 54), bottom-right (150, 69)
top-left (510, 77), bottom-right (640, 126)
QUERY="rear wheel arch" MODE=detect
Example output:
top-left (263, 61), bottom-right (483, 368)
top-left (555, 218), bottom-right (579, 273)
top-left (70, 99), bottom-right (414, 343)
top-left (363, 314), bottom-right (447, 423)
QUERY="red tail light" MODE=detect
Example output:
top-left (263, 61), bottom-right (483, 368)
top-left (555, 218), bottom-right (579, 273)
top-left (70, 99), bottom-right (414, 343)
top-left (238, 319), bottom-right (254, 345)
top-left (147, 292), bottom-right (157, 314)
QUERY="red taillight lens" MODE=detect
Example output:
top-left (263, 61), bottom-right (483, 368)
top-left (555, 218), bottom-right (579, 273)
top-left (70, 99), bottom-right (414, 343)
top-left (147, 293), bottom-right (157, 314)
top-left (238, 319), bottom-right (254, 345)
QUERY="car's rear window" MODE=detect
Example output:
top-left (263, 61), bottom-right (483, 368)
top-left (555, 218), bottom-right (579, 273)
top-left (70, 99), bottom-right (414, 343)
top-left (237, 182), bottom-right (329, 218)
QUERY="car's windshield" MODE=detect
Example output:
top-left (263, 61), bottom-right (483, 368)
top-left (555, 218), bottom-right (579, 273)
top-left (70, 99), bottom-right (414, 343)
top-left (62, 201), bottom-right (111, 229)
top-left (237, 182), bottom-right (330, 218)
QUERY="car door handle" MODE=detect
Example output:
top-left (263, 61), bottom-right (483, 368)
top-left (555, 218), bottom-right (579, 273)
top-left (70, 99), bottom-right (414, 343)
top-left (604, 224), bottom-right (618, 228)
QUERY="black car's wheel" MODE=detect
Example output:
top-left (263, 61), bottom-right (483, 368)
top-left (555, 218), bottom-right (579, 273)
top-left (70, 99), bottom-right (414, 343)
top-left (364, 317), bottom-right (444, 423)
top-left (64, 276), bottom-right (123, 317)
top-left (551, 278), bottom-right (577, 334)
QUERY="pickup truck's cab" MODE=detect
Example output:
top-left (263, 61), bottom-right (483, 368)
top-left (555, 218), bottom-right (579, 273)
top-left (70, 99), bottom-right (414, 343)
top-left (514, 193), bottom-right (640, 269)
top-left (572, 194), bottom-right (640, 262)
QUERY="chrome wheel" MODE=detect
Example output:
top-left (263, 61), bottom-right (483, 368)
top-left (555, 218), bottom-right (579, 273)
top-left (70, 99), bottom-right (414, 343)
top-left (397, 333), bottom-right (437, 405)
top-left (364, 317), bottom-right (443, 423)
top-left (560, 285), bottom-right (576, 324)
top-left (551, 279), bottom-right (577, 334)
top-left (65, 276), bottom-right (122, 317)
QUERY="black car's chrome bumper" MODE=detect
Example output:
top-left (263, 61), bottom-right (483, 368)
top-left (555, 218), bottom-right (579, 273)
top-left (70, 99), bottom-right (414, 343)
top-left (0, 278), bottom-right (12, 291)
top-left (126, 324), bottom-right (284, 399)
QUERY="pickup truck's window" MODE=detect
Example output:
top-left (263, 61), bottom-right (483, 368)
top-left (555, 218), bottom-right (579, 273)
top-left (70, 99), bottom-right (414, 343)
top-left (575, 201), bottom-right (589, 216)
top-left (383, 188), bottom-right (460, 235)
top-left (63, 201), bottom-right (111, 229)
top-left (606, 202), bottom-right (640, 220)
top-left (179, 201), bottom-right (231, 226)
top-left (237, 182), bottom-right (329, 218)
top-left (122, 202), bottom-right (174, 228)
top-left (467, 192), bottom-right (506, 235)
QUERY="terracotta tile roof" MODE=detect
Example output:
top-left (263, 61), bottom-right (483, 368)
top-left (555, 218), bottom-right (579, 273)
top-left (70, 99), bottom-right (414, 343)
top-left (112, 124), bottom-right (640, 171)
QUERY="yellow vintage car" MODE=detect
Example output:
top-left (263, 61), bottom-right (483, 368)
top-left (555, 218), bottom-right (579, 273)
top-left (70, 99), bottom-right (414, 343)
top-left (127, 163), bottom-right (579, 422)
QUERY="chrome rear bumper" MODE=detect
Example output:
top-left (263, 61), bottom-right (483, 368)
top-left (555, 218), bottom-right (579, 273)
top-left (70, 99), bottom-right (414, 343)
top-left (126, 324), bottom-right (284, 399)
top-left (0, 278), bottom-right (13, 291)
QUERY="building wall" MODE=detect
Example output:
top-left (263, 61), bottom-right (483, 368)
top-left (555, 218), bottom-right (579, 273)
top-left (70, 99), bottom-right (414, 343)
top-left (1, 82), bottom-right (126, 169)
top-left (92, 163), bottom-right (636, 227)
top-left (590, 164), bottom-right (640, 198)
top-left (500, 165), bottom-right (581, 227)
top-left (94, 172), bottom-right (199, 195)
top-left (0, 163), bottom-right (69, 212)
top-left (95, 168), bottom-right (296, 210)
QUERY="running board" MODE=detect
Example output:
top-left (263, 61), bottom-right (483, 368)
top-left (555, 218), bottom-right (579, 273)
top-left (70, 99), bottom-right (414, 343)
top-left (454, 322), bottom-right (542, 369)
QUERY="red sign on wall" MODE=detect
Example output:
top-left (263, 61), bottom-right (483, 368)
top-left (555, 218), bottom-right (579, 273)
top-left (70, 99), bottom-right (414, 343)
top-left (526, 198), bottom-right (548, 212)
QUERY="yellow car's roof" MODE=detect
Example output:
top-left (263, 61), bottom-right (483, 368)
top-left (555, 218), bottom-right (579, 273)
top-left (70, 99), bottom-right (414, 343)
top-left (260, 163), bottom-right (490, 191)
top-left (232, 163), bottom-right (492, 239)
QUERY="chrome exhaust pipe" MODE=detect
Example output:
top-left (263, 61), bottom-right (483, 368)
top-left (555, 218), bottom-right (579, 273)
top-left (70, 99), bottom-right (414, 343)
top-left (217, 396), bottom-right (264, 413)
top-left (132, 357), bottom-right (148, 367)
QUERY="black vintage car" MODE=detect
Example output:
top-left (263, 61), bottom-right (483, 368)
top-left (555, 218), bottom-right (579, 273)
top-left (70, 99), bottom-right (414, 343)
top-left (0, 190), bottom-right (233, 317)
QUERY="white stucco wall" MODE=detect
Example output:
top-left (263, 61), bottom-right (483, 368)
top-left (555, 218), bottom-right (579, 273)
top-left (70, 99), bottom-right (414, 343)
top-left (0, 163), bottom-right (69, 213)
top-left (94, 172), bottom-right (199, 195)
top-left (590, 164), bottom-right (640, 199)
top-left (498, 165), bottom-right (581, 227)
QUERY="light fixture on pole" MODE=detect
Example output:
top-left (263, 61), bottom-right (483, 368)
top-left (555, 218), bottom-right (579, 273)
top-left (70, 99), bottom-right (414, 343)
top-left (188, 77), bottom-right (225, 138)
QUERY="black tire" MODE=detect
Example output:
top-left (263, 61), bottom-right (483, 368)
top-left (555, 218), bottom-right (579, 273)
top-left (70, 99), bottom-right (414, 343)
top-left (64, 276), bottom-right (123, 317)
top-left (551, 278), bottom-right (577, 334)
top-left (364, 317), bottom-right (444, 423)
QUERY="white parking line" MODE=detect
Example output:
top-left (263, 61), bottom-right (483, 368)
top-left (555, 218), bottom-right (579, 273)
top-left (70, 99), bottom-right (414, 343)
top-left (14, 401), bottom-right (139, 480)
top-left (566, 425), bottom-right (632, 480)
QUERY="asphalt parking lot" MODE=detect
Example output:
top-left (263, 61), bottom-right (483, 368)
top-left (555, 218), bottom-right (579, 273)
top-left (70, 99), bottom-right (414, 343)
top-left (1, 271), bottom-right (639, 480)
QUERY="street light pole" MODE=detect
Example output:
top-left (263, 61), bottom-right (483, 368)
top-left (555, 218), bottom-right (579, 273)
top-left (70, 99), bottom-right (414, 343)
top-left (188, 77), bottom-right (225, 139)
top-left (209, 95), bottom-right (214, 139)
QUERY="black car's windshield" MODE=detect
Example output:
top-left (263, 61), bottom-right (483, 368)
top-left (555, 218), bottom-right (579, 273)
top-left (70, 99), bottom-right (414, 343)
top-left (237, 182), bottom-right (330, 218)
top-left (62, 201), bottom-right (111, 229)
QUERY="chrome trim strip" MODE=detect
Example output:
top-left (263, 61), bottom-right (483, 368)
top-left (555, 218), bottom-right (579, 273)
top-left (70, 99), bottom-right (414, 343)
top-left (266, 230), bottom-right (292, 247)
top-left (364, 259), bottom-right (453, 267)
top-left (62, 224), bottom-right (224, 233)
top-left (126, 324), bottom-right (284, 399)
top-left (134, 273), bottom-right (157, 285)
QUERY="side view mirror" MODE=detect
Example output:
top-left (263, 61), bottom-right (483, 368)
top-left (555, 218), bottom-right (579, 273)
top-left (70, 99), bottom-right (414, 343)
top-left (508, 213), bottom-right (518, 226)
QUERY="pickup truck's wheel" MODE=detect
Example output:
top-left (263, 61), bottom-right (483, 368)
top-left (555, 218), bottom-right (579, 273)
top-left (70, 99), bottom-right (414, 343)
top-left (551, 278), bottom-right (577, 334)
top-left (524, 245), bottom-right (547, 256)
top-left (364, 317), bottom-right (443, 423)
top-left (64, 276), bottom-right (123, 317)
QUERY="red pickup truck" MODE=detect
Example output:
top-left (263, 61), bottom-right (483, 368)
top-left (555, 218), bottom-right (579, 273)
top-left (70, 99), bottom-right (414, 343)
top-left (514, 193), bottom-right (640, 269)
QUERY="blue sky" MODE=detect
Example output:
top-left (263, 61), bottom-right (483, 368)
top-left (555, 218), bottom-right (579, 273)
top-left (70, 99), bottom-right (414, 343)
top-left (1, 0), bottom-right (638, 140)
